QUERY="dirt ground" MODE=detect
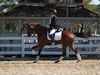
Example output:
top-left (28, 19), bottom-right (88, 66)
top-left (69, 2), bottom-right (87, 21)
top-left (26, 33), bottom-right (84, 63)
top-left (0, 58), bottom-right (100, 75)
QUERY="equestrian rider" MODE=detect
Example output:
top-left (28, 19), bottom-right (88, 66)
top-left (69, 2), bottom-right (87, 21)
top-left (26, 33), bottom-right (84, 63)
top-left (49, 9), bottom-right (57, 29)
top-left (78, 23), bottom-right (84, 33)
top-left (49, 9), bottom-right (58, 43)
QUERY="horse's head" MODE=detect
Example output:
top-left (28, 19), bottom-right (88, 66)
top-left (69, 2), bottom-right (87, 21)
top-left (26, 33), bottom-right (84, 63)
top-left (25, 21), bottom-right (47, 37)
top-left (28, 21), bottom-right (38, 29)
top-left (26, 21), bottom-right (38, 37)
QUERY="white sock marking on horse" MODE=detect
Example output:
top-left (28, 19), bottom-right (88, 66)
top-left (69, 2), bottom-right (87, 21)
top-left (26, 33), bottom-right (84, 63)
top-left (76, 54), bottom-right (81, 61)
top-left (58, 56), bottom-right (64, 61)
top-left (32, 50), bottom-right (36, 54)
top-left (36, 56), bottom-right (40, 61)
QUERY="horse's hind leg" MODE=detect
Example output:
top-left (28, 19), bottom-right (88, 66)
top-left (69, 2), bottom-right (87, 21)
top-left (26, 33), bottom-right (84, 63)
top-left (69, 43), bottom-right (81, 62)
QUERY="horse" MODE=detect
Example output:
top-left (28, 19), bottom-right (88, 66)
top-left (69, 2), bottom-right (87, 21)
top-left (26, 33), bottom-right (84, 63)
top-left (25, 21), bottom-right (81, 63)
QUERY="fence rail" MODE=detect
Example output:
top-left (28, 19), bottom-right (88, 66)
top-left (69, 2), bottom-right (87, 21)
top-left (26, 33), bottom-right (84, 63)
top-left (0, 36), bottom-right (100, 57)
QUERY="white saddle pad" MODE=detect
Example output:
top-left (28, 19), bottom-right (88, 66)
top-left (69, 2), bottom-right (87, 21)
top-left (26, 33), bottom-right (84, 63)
top-left (47, 31), bottom-right (62, 41)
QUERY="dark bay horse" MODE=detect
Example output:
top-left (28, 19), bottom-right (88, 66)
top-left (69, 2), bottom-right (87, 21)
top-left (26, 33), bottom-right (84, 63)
top-left (26, 21), bottom-right (81, 63)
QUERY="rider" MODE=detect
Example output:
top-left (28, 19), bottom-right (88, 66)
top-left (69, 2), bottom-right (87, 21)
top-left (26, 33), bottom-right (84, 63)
top-left (78, 23), bottom-right (84, 33)
top-left (49, 9), bottom-right (58, 44)
top-left (49, 9), bottom-right (57, 29)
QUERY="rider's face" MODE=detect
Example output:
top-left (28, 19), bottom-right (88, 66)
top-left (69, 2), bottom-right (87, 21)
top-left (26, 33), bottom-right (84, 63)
top-left (49, 12), bottom-right (54, 16)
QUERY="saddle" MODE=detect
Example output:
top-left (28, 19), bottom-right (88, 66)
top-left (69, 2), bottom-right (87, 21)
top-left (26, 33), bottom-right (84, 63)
top-left (47, 28), bottom-right (63, 41)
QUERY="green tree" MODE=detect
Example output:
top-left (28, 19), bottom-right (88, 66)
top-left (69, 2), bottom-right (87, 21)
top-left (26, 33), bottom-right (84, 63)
top-left (84, 0), bottom-right (100, 14)
top-left (96, 5), bottom-right (100, 14)
top-left (0, 0), bottom-right (13, 3)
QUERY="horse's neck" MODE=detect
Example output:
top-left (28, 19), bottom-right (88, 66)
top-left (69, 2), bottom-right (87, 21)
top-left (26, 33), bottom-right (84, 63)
top-left (35, 25), bottom-right (47, 36)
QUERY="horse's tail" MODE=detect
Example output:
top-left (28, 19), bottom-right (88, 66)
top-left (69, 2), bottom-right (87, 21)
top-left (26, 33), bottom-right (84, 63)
top-left (74, 32), bottom-right (91, 38)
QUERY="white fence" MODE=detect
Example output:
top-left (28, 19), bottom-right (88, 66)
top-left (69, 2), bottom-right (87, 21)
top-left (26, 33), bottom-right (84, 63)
top-left (0, 36), bottom-right (100, 57)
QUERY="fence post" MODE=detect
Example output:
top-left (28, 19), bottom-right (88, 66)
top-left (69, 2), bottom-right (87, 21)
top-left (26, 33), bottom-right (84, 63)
top-left (89, 38), bottom-right (92, 51)
top-left (21, 34), bottom-right (25, 57)
top-left (66, 47), bottom-right (69, 57)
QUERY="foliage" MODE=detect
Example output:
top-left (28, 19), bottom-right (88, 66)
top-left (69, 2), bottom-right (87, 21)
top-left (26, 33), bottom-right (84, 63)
top-left (84, 0), bottom-right (100, 15)
top-left (96, 5), bottom-right (100, 14)
top-left (0, 0), bottom-right (13, 3)
top-left (5, 22), bottom-right (18, 32)
top-left (0, 0), bottom-right (19, 15)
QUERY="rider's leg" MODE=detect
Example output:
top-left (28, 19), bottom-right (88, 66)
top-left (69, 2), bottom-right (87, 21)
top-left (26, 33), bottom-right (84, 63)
top-left (49, 29), bottom-right (56, 39)
top-left (50, 29), bottom-right (56, 35)
top-left (49, 29), bottom-right (57, 45)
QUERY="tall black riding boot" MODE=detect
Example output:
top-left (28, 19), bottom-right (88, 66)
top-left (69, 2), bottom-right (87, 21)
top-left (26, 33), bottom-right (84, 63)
top-left (50, 34), bottom-right (55, 45)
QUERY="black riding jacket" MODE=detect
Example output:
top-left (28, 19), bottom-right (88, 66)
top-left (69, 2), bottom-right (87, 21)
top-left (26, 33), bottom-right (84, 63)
top-left (49, 15), bottom-right (57, 28)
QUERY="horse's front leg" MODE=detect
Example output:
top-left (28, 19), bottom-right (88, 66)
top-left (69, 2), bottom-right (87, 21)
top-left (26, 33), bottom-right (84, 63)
top-left (32, 45), bottom-right (38, 50)
top-left (55, 44), bottom-right (67, 63)
top-left (32, 45), bottom-right (40, 63)
top-left (34, 48), bottom-right (43, 63)
top-left (55, 56), bottom-right (65, 63)
top-left (32, 45), bottom-right (38, 54)
top-left (33, 43), bottom-right (45, 63)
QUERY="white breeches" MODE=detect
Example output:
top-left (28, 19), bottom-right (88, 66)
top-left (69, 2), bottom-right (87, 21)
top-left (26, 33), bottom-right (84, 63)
top-left (50, 29), bottom-right (56, 35)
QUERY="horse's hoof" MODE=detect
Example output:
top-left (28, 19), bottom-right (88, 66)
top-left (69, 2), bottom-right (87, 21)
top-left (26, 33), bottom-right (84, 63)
top-left (55, 60), bottom-right (60, 63)
top-left (76, 60), bottom-right (81, 63)
top-left (33, 60), bottom-right (38, 63)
